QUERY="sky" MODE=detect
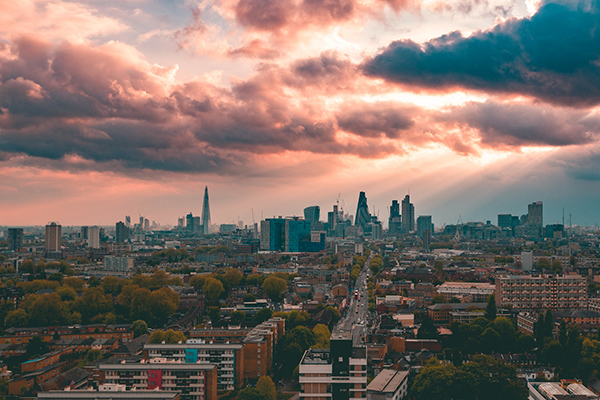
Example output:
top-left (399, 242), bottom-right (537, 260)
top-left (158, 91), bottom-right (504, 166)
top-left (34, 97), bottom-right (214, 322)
top-left (2, 0), bottom-right (600, 228)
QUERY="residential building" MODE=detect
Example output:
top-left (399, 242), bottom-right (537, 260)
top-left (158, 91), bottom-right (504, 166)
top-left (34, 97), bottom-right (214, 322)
top-left (45, 222), bottom-right (61, 252)
top-left (7, 228), bottom-right (23, 252)
top-left (299, 334), bottom-right (367, 400)
top-left (144, 342), bottom-right (244, 390)
top-left (88, 226), bottom-right (100, 249)
top-left (495, 274), bottom-right (587, 311)
top-left (367, 369), bottom-right (409, 400)
top-left (99, 361), bottom-right (218, 400)
top-left (105, 256), bottom-right (133, 272)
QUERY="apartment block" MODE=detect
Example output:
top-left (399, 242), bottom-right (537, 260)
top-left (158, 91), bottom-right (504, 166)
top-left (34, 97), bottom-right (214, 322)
top-left (144, 342), bottom-right (244, 390)
top-left (98, 361), bottom-right (218, 400)
top-left (496, 274), bottom-right (587, 311)
top-left (299, 335), bottom-right (368, 400)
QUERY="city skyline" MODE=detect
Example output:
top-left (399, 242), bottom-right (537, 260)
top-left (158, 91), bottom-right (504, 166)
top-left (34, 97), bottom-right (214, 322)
top-left (2, 1), bottom-right (600, 227)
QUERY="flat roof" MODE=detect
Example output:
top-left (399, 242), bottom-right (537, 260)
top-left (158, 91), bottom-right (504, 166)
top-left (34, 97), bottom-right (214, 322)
top-left (98, 363), bottom-right (216, 371)
top-left (37, 390), bottom-right (180, 399)
top-left (144, 344), bottom-right (243, 350)
top-left (367, 369), bottom-right (409, 393)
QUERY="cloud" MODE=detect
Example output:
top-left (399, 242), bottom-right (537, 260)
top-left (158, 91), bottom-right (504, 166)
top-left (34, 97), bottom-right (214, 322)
top-left (438, 101), bottom-right (600, 148)
top-left (363, 0), bottom-right (600, 106)
top-left (336, 103), bottom-right (415, 138)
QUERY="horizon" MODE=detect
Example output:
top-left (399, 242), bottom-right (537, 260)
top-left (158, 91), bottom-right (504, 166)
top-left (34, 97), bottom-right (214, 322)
top-left (2, 1), bottom-right (600, 228)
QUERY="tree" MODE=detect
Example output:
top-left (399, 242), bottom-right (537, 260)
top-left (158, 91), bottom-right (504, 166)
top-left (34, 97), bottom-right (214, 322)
top-left (277, 326), bottom-right (316, 377)
top-left (552, 259), bottom-right (563, 274)
top-left (256, 376), bottom-right (276, 400)
top-left (132, 320), bottom-right (148, 338)
top-left (432, 294), bottom-right (447, 304)
top-left (262, 275), bottom-right (287, 301)
top-left (208, 306), bottom-right (221, 324)
top-left (255, 308), bottom-right (273, 324)
top-left (225, 268), bottom-right (244, 286)
top-left (484, 294), bottom-right (497, 320)
top-left (149, 329), bottom-right (186, 344)
top-left (243, 293), bottom-right (256, 302)
top-left (189, 275), bottom-right (207, 290)
top-left (56, 286), bottom-right (77, 302)
top-left (312, 324), bottom-right (331, 349)
top-left (203, 277), bottom-right (225, 302)
top-left (558, 320), bottom-right (568, 347)
top-left (26, 336), bottom-right (49, 358)
top-left (71, 287), bottom-right (114, 323)
top-left (5, 309), bottom-right (28, 327)
top-left (537, 257), bottom-right (551, 271)
top-left (544, 309), bottom-right (554, 338)
top-left (27, 293), bottom-right (70, 326)
top-left (231, 310), bottom-right (245, 325)
top-left (418, 315), bottom-right (438, 339)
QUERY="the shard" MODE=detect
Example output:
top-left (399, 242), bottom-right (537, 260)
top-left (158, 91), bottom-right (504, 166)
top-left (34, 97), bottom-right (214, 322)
top-left (201, 186), bottom-right (211, 234)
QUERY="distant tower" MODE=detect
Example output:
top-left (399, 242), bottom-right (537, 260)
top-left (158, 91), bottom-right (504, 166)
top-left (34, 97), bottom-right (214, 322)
top-left (7, 228), bottom-right (24, 252)
top-left (401, 195), bottom-right (415, 234)
top-left (202, 186), bottom-right (211, 234)
top-left (389, 200), bottom-right (402, 235)
top-left (45, 222), bottom-right (62, 252)
top-left (354, 192), bottom-right (371, 228)
top-left (88, 226), bottom-right (100, 249)
top-left (304, 206), bottom-right (320, 224)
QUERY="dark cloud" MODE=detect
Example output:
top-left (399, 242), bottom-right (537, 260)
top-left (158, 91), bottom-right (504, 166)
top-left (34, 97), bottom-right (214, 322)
top-left (554, 145), bottom-right (600, 181)
top-left (439, 101), bottom-right (600, 147)
top-left (235, 0), bottom-right (292, 31)
top-left (363, 0), bottom-right (600, 106)
top-left (336, 103), bottom-right (415, 138)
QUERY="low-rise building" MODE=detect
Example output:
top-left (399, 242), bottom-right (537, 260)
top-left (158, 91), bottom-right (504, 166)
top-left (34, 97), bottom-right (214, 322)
top-left (367, 369), bottom-right (409, 400)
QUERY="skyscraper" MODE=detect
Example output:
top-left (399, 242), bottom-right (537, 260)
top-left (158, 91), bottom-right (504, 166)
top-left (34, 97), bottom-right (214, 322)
top-left (88, 226), bottom-right (100, 249)
top-left (354, 191), bottom-right (371, 228)
top-left (7, 228), bottom-right (23, 252)
top-left (116, 221), bottom-right (130, 242)
top-left (526, 201), bottom-right (543, 237)
top-left (45, 222), bottom-right (62, 252)
top-left (401, 195), bottom-right (414, 234)
top-left (389, 200), bottom-right (401, 235)
top-left (304, 206), bottom-right (320, 224)
top-left (202, 186), bottom-right (211, 234)
top-left (416, 215), bottom-right (433, 239)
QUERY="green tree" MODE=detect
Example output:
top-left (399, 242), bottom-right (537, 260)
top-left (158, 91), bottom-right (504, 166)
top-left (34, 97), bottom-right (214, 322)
top-left (71, 287), bottom-right (114, 323)
top-left (552, 259), bottom-right (563, 274)
top-left (132, 320), bottom-right (148, 338)
top-left (484, 294), bottom-right (497, 320)
top-left (256, 376), bottom-right (276, 400)
top-left (5, 308), bottom-right (28, 328)
top-left (243, 293), bottom-right (256, 302)
top-left (203, 277), bottom-right (225, 302)
top-left (255, 308), bottom-right (273, 324)
top-left (262, 275), bottom-right (287, 301)
top-left (312, 324), bottom-right (331, 349)
top-left (27, 293), bottom-right (70, 326)
top-left (149, 329), bottom-right (186, 344)
top-left (208, 306), bottom-right (221, 324)
top-left (225, 268), bottom-right (244, 286)
top-left (537, 257), bottom-right (551, 271)
top-left (231, 310), bottom-right (246, 325)
top-left (26, 336), bottom-right (49, 358)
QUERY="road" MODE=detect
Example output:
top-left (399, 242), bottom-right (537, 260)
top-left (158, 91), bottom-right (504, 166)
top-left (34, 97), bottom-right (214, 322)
top-left (334, 252), bottom-right (373, 346)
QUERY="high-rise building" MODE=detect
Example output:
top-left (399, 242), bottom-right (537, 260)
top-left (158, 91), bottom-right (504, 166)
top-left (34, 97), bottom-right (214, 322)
top-left (115, 221), bottom-right (130, 243)
top-left (299, 334), bottom-right (367, 400)
top-left (7, 228), bottom-right (23, 252)
top-left (88, 226), bottom-right (100, 249)
top-left (401, 195), bottom-right (414, 234)
top-left (354, 192), bottom-right (371, 228)
top-left (526, 201), bottom-right (543, 237)
top-left (80, 226), bottom-right (89, 240)
top-left (389, 200), bottom-right (402, 235)
top-left (202, 186), bottom-right (211, 234)
top-left (260, 218), bottom-right (285, 251)
top-left (416, 215), bottom-right (433, 239)
top-left (45, 222), bottom-right (62, 252)
top-left (285, 218), bottom-right (312, 252)
top-left (125, 215), bottom-right (131, 227)
top-left (303, 206), bottom-right (320, 224)
top-left (497, 214), bottom-right (512, 228)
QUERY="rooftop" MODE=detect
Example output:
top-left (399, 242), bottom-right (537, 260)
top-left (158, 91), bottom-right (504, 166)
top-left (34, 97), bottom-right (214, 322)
top-left (367, 369), bottom-right (409, 393)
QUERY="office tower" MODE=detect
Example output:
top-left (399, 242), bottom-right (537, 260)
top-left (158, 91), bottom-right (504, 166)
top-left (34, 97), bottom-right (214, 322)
top-left (186, 213), bottom-right (194, 231)
top-left (178, 217), bottom-right (185, 229)
top-left (45, 222), bottom-right (62, 252)
top-left (389, 200), bottom-right (402, 235)
top-left (7, 228), bottom-right (23, 252)
top-left (354, 191), bottom-right (371, 228)
top-left (125, 215), bottom-right (131, 227)
top-left (416, 215), bottom-right (433, 239)
top-left (304, 206), bottom-right (320, 224)
top-left (260, 218), bottom-right (285, 251)
top-left (202, 186), bottom-right (211, 234)
top-left (285, 218), bottom-right (312, 252)
top-left (526, 201), bottom-right (543, 237)
top-left (116, 221), bottom-right (130, 242)
top-left (497, 214), bottom-right (512, 228)
top-left (88, 226), bottom-right (100, 249)
top-left (401, 195), bottom-right (414, 234)
top-left (80, 226), bottom-right (89, 240)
